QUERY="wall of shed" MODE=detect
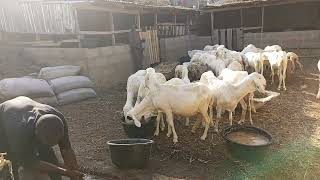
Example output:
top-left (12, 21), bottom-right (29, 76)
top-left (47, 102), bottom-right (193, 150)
top-left (160, 35), bottom-right (211, 62)
top-left (244, 30), bottom-right (320, 49)
top-left (0, 45), bottom-right (134, 90)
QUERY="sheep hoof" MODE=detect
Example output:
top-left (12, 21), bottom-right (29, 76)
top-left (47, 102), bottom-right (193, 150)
top-left (173, 139), bottom-right (178, 144)
top-left (166, 133), bottom-right (171, 137)
top-left (161, 127), bottom-right (165, 131)
top-left (185, 123), bottom-right (189, 127)
top-left (283, 87), bottom-right (287, 91)
top-left (154, 132), bottom-right (159, 136)
top-left (277, 87), bottom-right (281, 91)
top-left (238, 120), bottom-right (244, 125)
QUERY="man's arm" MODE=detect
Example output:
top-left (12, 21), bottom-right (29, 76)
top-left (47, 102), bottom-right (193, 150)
top-left (32, 160), bottom-right (83, 179)
top-left (60, 147), bottom-right (79, 170)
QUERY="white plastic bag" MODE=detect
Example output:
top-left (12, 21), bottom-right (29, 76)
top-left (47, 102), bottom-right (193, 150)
top-left (38, 66), bottom-right (81, 80)
top-left (49, 76), bottom-right (94, 94)
top-left (0, 78), bottom-right (55, 99)
top-left (57, 88), bottom-right (96, 105)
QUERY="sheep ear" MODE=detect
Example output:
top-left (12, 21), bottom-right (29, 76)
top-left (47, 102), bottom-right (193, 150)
top-left (134, 119), bottom-right (142, 127)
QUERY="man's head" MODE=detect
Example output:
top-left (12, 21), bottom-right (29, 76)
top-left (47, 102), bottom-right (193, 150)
top-left (35, 114), bottom-right (64, 146)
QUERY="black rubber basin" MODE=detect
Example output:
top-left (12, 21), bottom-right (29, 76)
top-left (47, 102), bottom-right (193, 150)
top-left (121, 116), bottom-right (156, 138)
top-left (107, 139), bottom-right (154, 169)
top-left (222, 125), bottom-right (272, 161)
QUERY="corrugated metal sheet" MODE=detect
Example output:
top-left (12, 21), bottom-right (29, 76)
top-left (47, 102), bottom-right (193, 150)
top-left (0, 1), bottom-right (78, 33)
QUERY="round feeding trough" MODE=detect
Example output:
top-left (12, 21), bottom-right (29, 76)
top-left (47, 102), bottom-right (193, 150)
top-left (222, 125), bottom-right (272, 161)
top-left (107, 138), bottom-right (154, 169)
top-left (121, 116), bottom-right (156, 138)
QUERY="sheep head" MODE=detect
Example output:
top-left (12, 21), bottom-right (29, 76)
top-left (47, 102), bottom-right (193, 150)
top-left (126, 96), bottom-right (156, 128)
top-left (123, 103), bottom-right (133, 119)
top-left (250, 72), bottom-right (267, 94)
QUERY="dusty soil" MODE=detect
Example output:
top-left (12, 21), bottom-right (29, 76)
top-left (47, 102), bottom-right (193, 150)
top-left (56, 61), bottom-right (320, 179)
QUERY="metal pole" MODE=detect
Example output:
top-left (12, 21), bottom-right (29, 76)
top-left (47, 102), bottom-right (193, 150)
top-left (260, 6), bottom-right (264, 47)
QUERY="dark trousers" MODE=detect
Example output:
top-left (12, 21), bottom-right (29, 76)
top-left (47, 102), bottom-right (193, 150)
top-left (131, 47), bottom-right (144, 71)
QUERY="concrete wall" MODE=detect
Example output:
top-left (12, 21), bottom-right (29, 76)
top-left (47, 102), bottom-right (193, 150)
top-left (0, 45), bottom-right (134, 90)
top-left (244, 30), bottom-right (320, 49)
top-left (160, 35), bottom-right (211, 62)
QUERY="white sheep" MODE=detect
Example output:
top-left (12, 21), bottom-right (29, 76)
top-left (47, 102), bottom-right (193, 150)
top-left (199, 71), bottom-right (267, 132)
top-left (123, 69), bottom-right (148, 119)
top-left (264, 51), bottom-right (289, 90)
top-left (175, 64), bottom-right (191, 83)
top-left (227, 61), bottom-right (244, 71)
top-left (134, 71), bottom-right (166, 133)
top-left (153, 78), bottom-right (191, 136)
top-left (242, 44), bottom-right (263, 54)
top-left (286, 52), bottom-right (303, 73)
top-left (188, 50), bottom-right (204, 58)
top-left (264, 45), bottom-right (282, 52)
top-left (218, 69), bottom-right (256, 123)
top-left (216, 46), bottom-right (244, 67)
top-left (244, 52), bottom-right (268, 75)
top-left (316, 60), bottom-right (320, 99)
top-left (204, 44), bottom-right (224, 51)
top-left (127, 72), bottom-right (213, 143)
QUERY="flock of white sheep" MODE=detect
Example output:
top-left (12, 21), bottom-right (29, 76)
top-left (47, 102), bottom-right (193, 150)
top-left (123, 44), bottom-right (305, 144)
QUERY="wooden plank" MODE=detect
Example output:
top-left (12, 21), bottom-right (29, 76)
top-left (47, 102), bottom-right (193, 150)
top-left (236, 28), bottom-right (243, 50)
top-left (227, 29), bottom-right (232, 49)
top-left (213, 29), bottom-right (219, 45)
top-left (154, 30), bottom-right (160, 63)
top-left (242, 26), bottom-right (262, 31)
top-left (220, 29), bottom-right (226, 46)
top-left (79, 30), bottom-right (131, 35)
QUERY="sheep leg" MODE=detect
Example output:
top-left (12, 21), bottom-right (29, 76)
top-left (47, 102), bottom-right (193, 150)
top-left (160, 113), bottom-right (165, 131)
top-left (270, 67), bottom-right (275, 85)
top-left (165, 111), bottom-right (178, 143)
top-left (185, 117), bottom-right (190, 126)
top-left (260, 62), bottom-right (264, 76)
top-left (277, 68), bottom-right (282, 90)
top-left (317, 74), bottom-right (320, 99)
top-left (249, 93), bottom-right (256, 113)
top-left (154, 113), bottom-right (161, 136)
top-left (248, 94), bottom-right (253, 125)
top-left (282, 62), bottom-right (287, 91)
top-left (238, 99), bottom-right (247, 124)
top-left (200, 111), bottom-right (211, 141)
top-left (228, 111), bottom-right (233, 126)
top-left (209, 106), bottom-right (214, 126)
top-left (215, 108), bottom-right (222, 133)
top-left (167, 122), bottom-right (172, 137)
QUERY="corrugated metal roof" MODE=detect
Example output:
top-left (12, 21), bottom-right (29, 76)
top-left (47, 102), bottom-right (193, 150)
top-left (206, 0), bottom-right (317, 8)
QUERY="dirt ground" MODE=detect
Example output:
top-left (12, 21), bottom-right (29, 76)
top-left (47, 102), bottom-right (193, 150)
top-left (56, 60), bottom-right (320, 179)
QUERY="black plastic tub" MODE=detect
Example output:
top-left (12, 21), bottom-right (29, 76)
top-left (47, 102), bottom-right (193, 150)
top-left (222, 125), bottom-right (272, 161)
top-left (121, 116), bottom-right (156, 138)
top-left (107, 139), bottom-right (154, 169)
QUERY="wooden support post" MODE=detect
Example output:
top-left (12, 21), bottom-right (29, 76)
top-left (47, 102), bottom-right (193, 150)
top-left (210, 12), bottom-right (214, 45)
top-left (110, 12), bottom-right (115, 46)
top-left (154, 13), bottom-right (158, 27)
top-left (240, 8), bottom-right (243, 28)
top-left (260, 6), bottom-right (265, 47)
top-left (137, 13), bottom-right (141, 30)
